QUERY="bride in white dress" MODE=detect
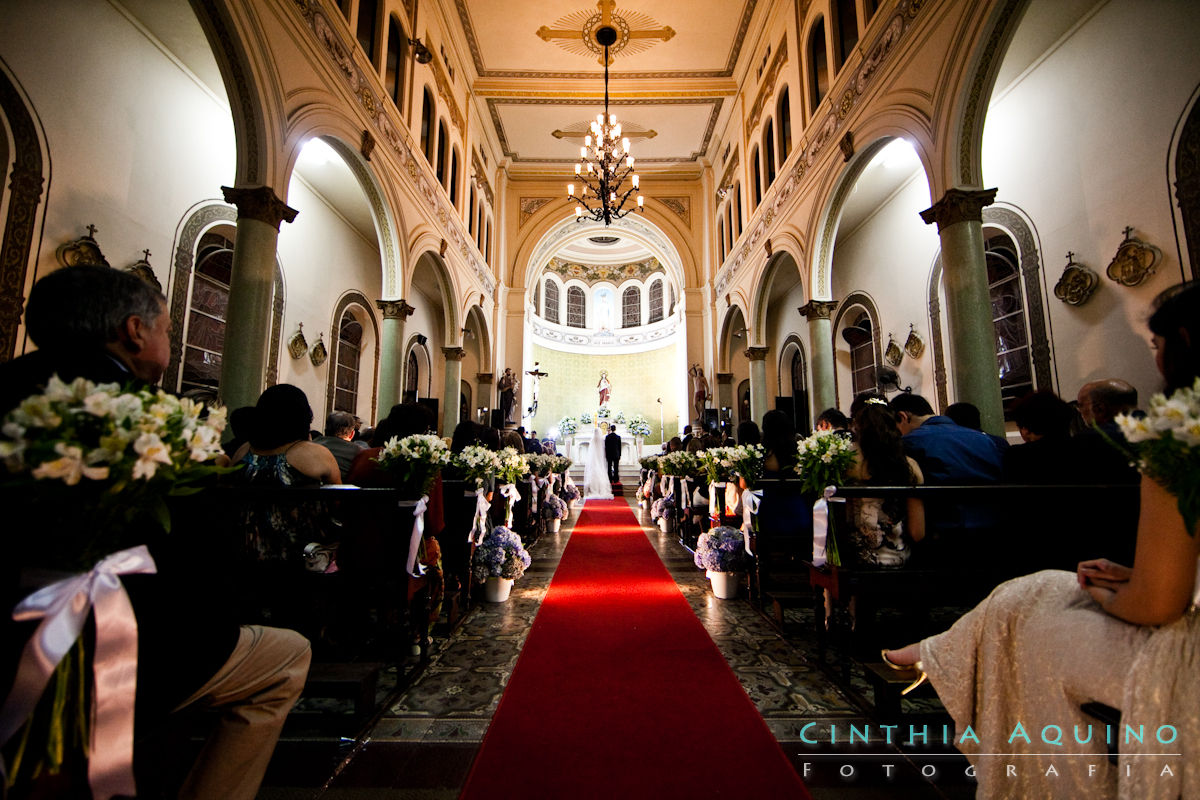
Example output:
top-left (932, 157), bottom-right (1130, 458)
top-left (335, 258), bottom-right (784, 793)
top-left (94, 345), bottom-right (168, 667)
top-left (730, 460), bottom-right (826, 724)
top-left (582, 426), bottom-right (613, 500)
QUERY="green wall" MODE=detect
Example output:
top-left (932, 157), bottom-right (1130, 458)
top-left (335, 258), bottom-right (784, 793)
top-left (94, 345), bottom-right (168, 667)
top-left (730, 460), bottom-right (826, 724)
top-left (531, 343), bottom-right (678, 444)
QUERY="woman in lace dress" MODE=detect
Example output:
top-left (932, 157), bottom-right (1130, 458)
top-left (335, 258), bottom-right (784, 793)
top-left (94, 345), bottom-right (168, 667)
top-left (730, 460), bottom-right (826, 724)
top-left (884, 281), bottom-right (1200, 799)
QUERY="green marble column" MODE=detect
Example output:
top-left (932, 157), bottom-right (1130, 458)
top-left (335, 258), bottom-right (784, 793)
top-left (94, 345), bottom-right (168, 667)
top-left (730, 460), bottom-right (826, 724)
top-left (219, 186), bottom-right (297, 412)
top-left (746, 346), bottom-right (769, 427)
top-left (442, 346), bottom-right (466, 437)
top-left (799, 300), bottom-right (838, 416)
top-left (376, 299), bottom-right (415, 417)
top-left (920, 188), bottom-right (1004, 435)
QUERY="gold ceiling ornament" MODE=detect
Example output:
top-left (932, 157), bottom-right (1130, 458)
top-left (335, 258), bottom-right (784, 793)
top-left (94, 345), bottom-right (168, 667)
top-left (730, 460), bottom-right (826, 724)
top-left (884, 333), bottom-right (904, 367)
top-left (537, 0), bottom-right (675, 66)
top-left (1053, 250), bottom-right (1099, 306)
top-left (1105, 226), bottom-right (1161, 287)
top-left (288, 323), bottom-right (309, 360)
top-left (552, 125), bottom-right (657, 142)
top-left (309, 332), bottom-right (328, 367)
top-left (903, 325), bottom-right (925, 360)
top-left (566, 23), bottom-right (645, 225)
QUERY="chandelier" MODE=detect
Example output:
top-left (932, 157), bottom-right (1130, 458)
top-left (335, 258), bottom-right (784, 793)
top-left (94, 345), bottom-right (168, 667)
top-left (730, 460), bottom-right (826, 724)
top-left (567, 25), bottom-right (643, 225)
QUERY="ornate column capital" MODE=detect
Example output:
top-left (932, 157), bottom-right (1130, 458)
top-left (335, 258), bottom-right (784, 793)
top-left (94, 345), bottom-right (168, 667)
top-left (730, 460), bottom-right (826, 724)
top-left (442, 346), bottom-right (467, 361)
top-left (919, 188), bottom-right (998, 232)
top-left (745, 346), bottom-right (769, 362)
top-left (220, 185), bottom-right (298, 230)
top-left (716, 372), bottom-right (734, 384)
top-left (376, 299), bottom-right (416, 319)
top-left (798, 299), bottom-right (838, 320)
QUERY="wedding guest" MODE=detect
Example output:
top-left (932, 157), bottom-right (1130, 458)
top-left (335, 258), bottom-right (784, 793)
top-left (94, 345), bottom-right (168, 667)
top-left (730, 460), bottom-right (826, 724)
top-left (0, 265), bottom-right (309, 800)
top-left (882, 280), bottom-right (1200, 799)
top-left (737, 420), bottom-right (761, 446)
top-left (846, 401), bottom-right (925, 567)
top-left (814, 407), bottom-right (849, 435)
top-left (314, 410), bottom-right (368, 477)
top-left (946, 400), bottom-right (1009, 452)
top-left (761, 410), bottom-right (798, 475)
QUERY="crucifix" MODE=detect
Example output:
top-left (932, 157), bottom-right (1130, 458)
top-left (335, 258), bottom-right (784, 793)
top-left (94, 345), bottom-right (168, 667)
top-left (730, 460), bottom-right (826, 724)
top-left (537, 0), bottom-right (676, 66)
top-left (525, 362), bottom-right (549, 418)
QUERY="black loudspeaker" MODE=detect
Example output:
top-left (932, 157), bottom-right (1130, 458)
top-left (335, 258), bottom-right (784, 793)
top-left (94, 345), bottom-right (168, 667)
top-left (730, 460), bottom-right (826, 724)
top-left (490, 409), bottom-right (504, 429)
top-left (417, 397), bottom-right (439, 430)
top-left (703, 409), bottom-right (718, 433)
top-left (775, 396), bottom-right (794, 422)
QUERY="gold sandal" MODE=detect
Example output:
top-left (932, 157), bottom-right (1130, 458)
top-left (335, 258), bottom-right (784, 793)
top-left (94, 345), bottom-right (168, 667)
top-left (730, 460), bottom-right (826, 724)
top-left (881, 649), bottom-right (928, 696)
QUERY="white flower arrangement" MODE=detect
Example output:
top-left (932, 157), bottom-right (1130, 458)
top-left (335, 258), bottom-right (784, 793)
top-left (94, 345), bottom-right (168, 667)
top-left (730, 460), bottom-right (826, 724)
top-left (558, 416), bottom-right (579, 436)
top-left (374, 433), bottom-right (451, 496)
top-left (628, 415), bottom-right (652, 437)
top-left (581, 412), bottom-right (592, 424)
top-left (496, 446), bottom-right (528, 485)
top-left (0, 375), bottom-right (230, 565)
top-left (596, 406), bottom-right (612, 421)
top-left (452, 444), bottom-right (502, 488)
top-left (1115, 377), bottom-right (1200, 533)
top-left (794, 429), bottom-right (856, 495)
top-left (614, 411), bottom-right (627, 425)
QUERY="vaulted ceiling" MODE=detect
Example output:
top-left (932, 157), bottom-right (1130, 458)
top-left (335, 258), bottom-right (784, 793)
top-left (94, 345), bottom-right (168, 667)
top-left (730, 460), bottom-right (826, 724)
top-left (454, 0), bottom-right (756, 175)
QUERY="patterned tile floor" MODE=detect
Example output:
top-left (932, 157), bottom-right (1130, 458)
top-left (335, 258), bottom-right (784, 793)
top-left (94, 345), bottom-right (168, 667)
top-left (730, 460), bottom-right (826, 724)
top-left (261, 486), bottom-right (976, 799)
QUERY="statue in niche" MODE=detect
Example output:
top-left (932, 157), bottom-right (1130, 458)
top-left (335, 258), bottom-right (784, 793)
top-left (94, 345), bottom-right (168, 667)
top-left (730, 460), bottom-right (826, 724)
top-left (498, 367), bottom-right (519, 425)
top-left (689, 364), bottom-right (710, 424)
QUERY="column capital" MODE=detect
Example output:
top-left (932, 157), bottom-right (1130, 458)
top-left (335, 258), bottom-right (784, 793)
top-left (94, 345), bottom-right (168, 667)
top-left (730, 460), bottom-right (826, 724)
top-left (919, 188), bottom-right (998, 232)
top-left (745, 346), bottom-right (769, 362)
top-left (376, 299), bottom-right (416, 319)
top-left (476, 372), bottom-right (494, 383)
top-left (716, 372), bottom-right (734, 384)
top-left (798, 299), bottom-right (838, 320)
top-left (220, 185), bottom-right (298, 230)
top-left (442, 346), bottom-right (467, 361)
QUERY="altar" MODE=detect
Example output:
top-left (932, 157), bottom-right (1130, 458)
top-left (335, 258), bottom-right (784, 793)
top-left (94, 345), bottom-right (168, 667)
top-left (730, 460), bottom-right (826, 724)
top-left (569, 426), bottom-right (642, 466)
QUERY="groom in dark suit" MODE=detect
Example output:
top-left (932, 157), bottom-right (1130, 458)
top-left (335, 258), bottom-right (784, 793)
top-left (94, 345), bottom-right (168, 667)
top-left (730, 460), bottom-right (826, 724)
top-left (604, 426), bottom-right (622, 484)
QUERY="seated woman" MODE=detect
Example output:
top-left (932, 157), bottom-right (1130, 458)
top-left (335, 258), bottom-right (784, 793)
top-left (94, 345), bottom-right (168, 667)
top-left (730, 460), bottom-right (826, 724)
top-left (846, 400), bottom-right (924, 567)
top-left (883, 280), bottom-right (1200, 799)
top-left (231, 384), bottom-right (341, 561)
top-left (761, 409), bottom-right (798, 476)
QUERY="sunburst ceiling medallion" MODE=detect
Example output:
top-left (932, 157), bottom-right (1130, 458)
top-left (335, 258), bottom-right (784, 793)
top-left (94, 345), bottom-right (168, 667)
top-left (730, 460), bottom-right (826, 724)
top-left (537, 0), bottom-right (676, 66)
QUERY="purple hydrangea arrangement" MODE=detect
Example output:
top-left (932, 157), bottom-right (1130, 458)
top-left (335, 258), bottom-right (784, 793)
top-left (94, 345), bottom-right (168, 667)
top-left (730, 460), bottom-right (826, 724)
top-left (542, 492), bottom-right (568, 520)
top-left (651, 493), bottom-right (675, 521)
top-left (693, 526), bottom-right (748, 573)
top-left (560, 482), bottom-right (580, 502)
top-left (472, 526), bottom-right (532, 582)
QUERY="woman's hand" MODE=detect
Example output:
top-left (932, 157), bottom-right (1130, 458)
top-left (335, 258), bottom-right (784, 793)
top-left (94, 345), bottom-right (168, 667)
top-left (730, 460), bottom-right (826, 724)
top-left (1077, 558), bottom-right (1132, 590)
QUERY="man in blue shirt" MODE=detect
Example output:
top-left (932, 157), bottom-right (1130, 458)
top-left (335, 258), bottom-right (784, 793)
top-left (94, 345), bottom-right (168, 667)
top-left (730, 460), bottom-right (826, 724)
top-left (889, 393), bottom-right (1006, 563)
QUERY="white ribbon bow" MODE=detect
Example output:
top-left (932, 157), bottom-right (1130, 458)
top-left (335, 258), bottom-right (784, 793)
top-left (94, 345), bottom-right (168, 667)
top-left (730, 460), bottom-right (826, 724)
top-left (499, 483), bottom-right (521, 528)
top-left (402, 496), bottom-right (429, 577)
top-left (469, 487), bottom-right (491, 545)
top-left (708, 481), bottom-right (726, 523)
top-left (0, 546), bottom-right (157, 800)
top-left (812, 486), bottom-right (838, 567)
top-left (739, 488), bottom-right (763, 557)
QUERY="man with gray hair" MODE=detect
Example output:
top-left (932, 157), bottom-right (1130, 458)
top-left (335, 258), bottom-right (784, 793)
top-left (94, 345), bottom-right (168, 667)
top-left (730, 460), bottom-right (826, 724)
top-left (1076, 378), bottom-right (1138, 430)
top-left (315, 410), bottom-right (368, 476)
top-left (0, 265), bottom-right (311, 799)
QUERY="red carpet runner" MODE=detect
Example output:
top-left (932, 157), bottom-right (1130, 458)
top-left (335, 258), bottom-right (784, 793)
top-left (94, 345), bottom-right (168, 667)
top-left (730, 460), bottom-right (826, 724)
top-left (460, 498), bottom-right (811, 799)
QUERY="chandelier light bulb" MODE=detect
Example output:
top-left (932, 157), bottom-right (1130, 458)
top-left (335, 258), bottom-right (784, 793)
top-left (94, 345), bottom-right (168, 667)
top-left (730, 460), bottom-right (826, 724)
top-left (626, 155), bottom-right (634, 168)
top-left (609, 114), bottom-right (616, 126)
top-left (587, 162), bottom-right (594, 173)
top-left (613, 123), bottom-right (621, 138)
top-left (623, 137), bottom-right (630, 152)
top-left (597, 113), bottom-right (605, 126)
top-left (575, 206), bottom-right (583, 217)
top-left (610, 191), bottom-right (616, 203)
top-left (568, 183), bottom-right (574, 197)
top-left (584, 135), bottom-right (592, 148)
top-left (575, 163), bottom-right (581, 175)
top-left (637, 195), bottom-right (644, 208)
top-left (632, 174), bottom-right (639, 189)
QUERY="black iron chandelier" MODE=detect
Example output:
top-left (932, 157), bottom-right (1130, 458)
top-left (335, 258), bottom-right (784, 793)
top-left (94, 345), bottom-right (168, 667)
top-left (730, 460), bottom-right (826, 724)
top-left (567, 25), bottom-right (643, 225)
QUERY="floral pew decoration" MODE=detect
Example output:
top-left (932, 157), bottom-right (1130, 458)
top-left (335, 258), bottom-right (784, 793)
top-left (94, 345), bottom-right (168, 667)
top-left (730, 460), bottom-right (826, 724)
top-left (694, 525), bottom-right (749, 599)
top-left (699, 447), bottom-right (738, 526)
top-left (542, 492), bottom-right (568, 532)
top-left (0, 376), bottom-right (228, 797)
top-left (374, 433), bottom-right (452, 573)
top-left (636, 455), bottom-right (660, 507)
top-left (495, 446), bottom-right (527, 528)
top-left (471, 526), bottom-right (531, 603)
top-left (553, 456), bottom-right (580, 511)
top-left (793, 430), bottom-right (856, 567)
top-left (450, 445), bottom-right (502, 546)
top-left (727, 443), bottom-right (765, 555)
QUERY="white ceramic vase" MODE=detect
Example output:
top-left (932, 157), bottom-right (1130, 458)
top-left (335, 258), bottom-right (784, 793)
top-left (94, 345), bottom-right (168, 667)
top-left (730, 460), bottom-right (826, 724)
top-left (709, 571), bottom-right (738, 599)
top-left (551, 518), bottom-right (562, 533)
top-left (485, 576), bottom-right (514, 602)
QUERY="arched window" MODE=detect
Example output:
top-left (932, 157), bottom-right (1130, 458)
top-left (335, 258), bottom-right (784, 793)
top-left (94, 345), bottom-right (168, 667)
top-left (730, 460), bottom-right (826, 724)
top-left (848, 312), bottom-right (877, 395)
top-left (791, 347), bottom-right (810, 433)
top-left (485, 218), bottom-right (492, 266)
top-left (404, 350), bottom-right (419, 403)
top-left (763, 119), bottom-right (776, 186)
top-left (468, 186), bottom-right (477, 235)
top-left (986, 229), bottom-right (1032, 414)
top-left (717, 217), bottom-right (726, 262)
top-left (834, 0), bottom-right (859, 70)
top-left (751, 147), bottom-right (762, 206)
top-left (566, 286), bottom-right (586, 328)
top-left (808, 18), bottom-right (829, 110)
top-left (450, 147), bottom-right (460, 206)
top-left (621, 286), bottom-right (641, 328)
top-left (648, 279), bottom-right (664, 323)
top-left (334, 311), bottom-right (363, 412)
top-left (436, 121), bottom-right (448, 184)
top-left (533, 281), bottom-right (541, 316)
top-left (181, 231), bottom-right (232, 395)
top-left (725, 201), bottom-right (734, 251)
top-left (385, 17), bottom-right (406, 107)
top-left (734, 182), bottom-right (743, 235)
top-left (544, 279), bottom-right (560, 324)
top-left (420, 89), bottom-right (434, 162)
top-left (777, 87), bottom-right (792, 159)
top-left (356, 0), bottom-right (378, 62)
